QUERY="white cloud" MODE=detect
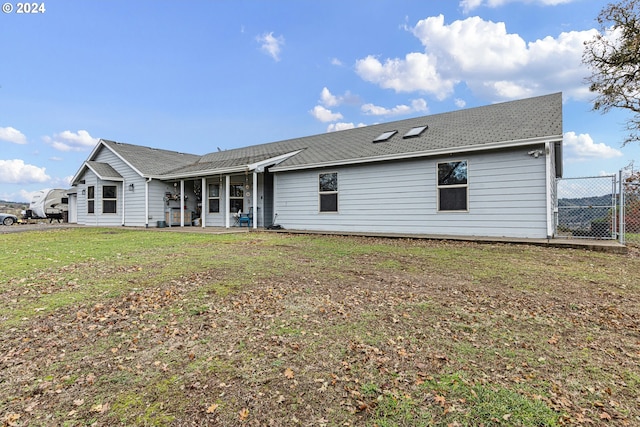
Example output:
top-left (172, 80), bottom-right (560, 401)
top-left (320, 87), bottom-right (340, 107)
top-left (43, 130), bottom-right (99, 152)
top-left (563, 131), bottom-right (623, 161)
top-left (256, 32), bottom-right (284, 61)
top-left (361, 98), bottom-right (428, 116)
top-left (356, 14), bottom-right (596, 102)
top-left (454, 98), bottom-right (467, 108)
top-left (413, 15), bottom-right (529, 75)
top-left (0, 159), bottom-right (50, 184)
top-left (319, 87), bottom-right (360, 108)
top-left (460, 0), bottom-right (575, 13)
top-left (310, 105), bottom-right (344, 123)
top-left (355, 52), bottom-right (455, 99)
top-left (327, 122), bottom-right (367, 132)
top-left (0, 126), bottom-right (28, 145)
top-left (330, 58), bottom-right (343, 66)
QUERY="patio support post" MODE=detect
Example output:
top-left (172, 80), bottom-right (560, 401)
top-left (252, 171), bottom-right (258, 229)
top-left (180, 179), bottom-right (185, 227)
top-left (122, 181), bottom-right (126, 226)
top-left (201, 177), bottom-right (206, 228)
top-left (145, 178), bottom-right (150, 228)
top-left (225, 175), bottom-right (230, 228)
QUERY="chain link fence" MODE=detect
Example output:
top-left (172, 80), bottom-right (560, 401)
top-left (621, 174), bottom-right (640, 246)
top-left (556, 171), bottom-right (640, 245)
top-left (556, 175), bottom-right (617, 240)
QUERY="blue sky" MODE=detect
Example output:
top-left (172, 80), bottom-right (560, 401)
top-left (1, 0), bottom-right (638, 202)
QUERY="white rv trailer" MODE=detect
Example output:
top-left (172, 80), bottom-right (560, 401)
top-left (27, 189), bottom-right (68, 221)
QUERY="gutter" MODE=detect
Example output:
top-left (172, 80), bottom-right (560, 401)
top-left (145, 178), bottom-right (152, 227)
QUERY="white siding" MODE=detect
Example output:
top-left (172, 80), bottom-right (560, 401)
top-left (202, 177), bottom-right (228, 227)
top-left (75, 170), bottom-right (123, 226)
top-left (273, 147), bottom-right (550, 238)
top-left (93, 147), bottom-right (147, 226)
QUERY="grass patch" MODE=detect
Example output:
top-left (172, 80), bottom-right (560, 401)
top-left (1, 228), bottom-right (638, 426)
top-left (421, 373), bottom-right (560, 426)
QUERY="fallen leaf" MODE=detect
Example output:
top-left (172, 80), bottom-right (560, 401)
top-left (239, 407), bottom-right (249, 421)
top-left (91, 402), bottom-right (110, 413)
top-left (284, 368), bottom-right (294, 379)
top-left (73, 398), bottom-right (85, 406)
top-left (4, 413), bottom-right (20, 426)
top-left (434, 394), bottom-right (446, 407)
top-left (600, 411), bottom-right (612, 421)
top-left (548, 335), bottom-right (559, 345)
top-left (85, 373), bottom-right (96, 385)
top-left (206, 403), bottom-right (219, 413)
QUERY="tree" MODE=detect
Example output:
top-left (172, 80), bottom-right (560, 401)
top-left (583, 0), bottom-right (640, 145)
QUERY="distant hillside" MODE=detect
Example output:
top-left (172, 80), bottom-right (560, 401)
top-left (558, 194), bottom-right (614, 208)
top-left (0, 201), bottom-right (28, 217)
top-left (558, 194), bottom-right (614, 229)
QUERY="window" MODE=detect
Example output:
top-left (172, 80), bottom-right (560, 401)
top-left (103, 185), bottom-right (117, 214)
top-left (208, 184), bottom-right (220, 213)
top-left (87, 186), bottom-right (95, 214)
top-left (437, 161), bottom-right (468, 211)
top-left (403, 125), bottom-right (428, 138)
top-left (319, 172), bottom-right (338, 212)
top-left (229, 183), bottom-right (244, 213)
top-left (373, 130), bottom-right (397, 143)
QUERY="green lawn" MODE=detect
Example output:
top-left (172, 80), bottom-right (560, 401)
top-left (1, 228), bottom-right (638, 426)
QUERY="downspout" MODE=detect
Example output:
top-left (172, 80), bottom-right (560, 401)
top-left (145, 178), bottom-right (152, 228)
top-left (545, 142), bottom-right (553, 239)
top-left (252, 171), bottom-right (258, 229)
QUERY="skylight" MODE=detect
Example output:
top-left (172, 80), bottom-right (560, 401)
top-left (403, 125), bottom-right (428, 138)
top-left (373, 130), bottom-right (397, 143)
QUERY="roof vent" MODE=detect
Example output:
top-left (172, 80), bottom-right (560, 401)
top-left (373, 130), bottom-right (397, 143)
top-left (403, 125), bottom-right (428, 138)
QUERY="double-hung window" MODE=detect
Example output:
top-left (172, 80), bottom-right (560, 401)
top-left (437, 161), bottom-right (468, 211)
top-left (87, 186), bottom-right (95, 214)
top-left (229, 183), bottom-right (244, 213)
top-left (208, 184), bottom-right (220, 213)
top-left (319, 172), bottom-right (338, 212)
top-left (103, 185), bottom-right (117, 214)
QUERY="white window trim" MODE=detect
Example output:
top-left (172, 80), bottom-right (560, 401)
top-left (436, 160), bottom-right (469, 213)
top-left (229, 182), bottom-right (244, 213)
top-left (87, 185), bottom-right (95, 215)
top-left (208, 183), bottom-right (221, 214)
top-left (102, 185), bottom-right (118, 215)
top-left (318, 172), bottom-right (339, 213)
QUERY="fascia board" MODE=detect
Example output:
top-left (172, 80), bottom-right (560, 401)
top-left (70, 162), bottom-right (90, 185)
top-left (71, 139), bottom-right (108, 184)
top-left (270, 135), bottom-right (563, 172)
top-left (246, 150), bottom-right (304, 172)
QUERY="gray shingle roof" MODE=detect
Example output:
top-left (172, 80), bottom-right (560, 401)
top-left (96, 93), bottom-right (562, 178)
top-left (101, 140), bottom-right (201, 176)
top-left (86, 161), bottom-right (123, 180)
